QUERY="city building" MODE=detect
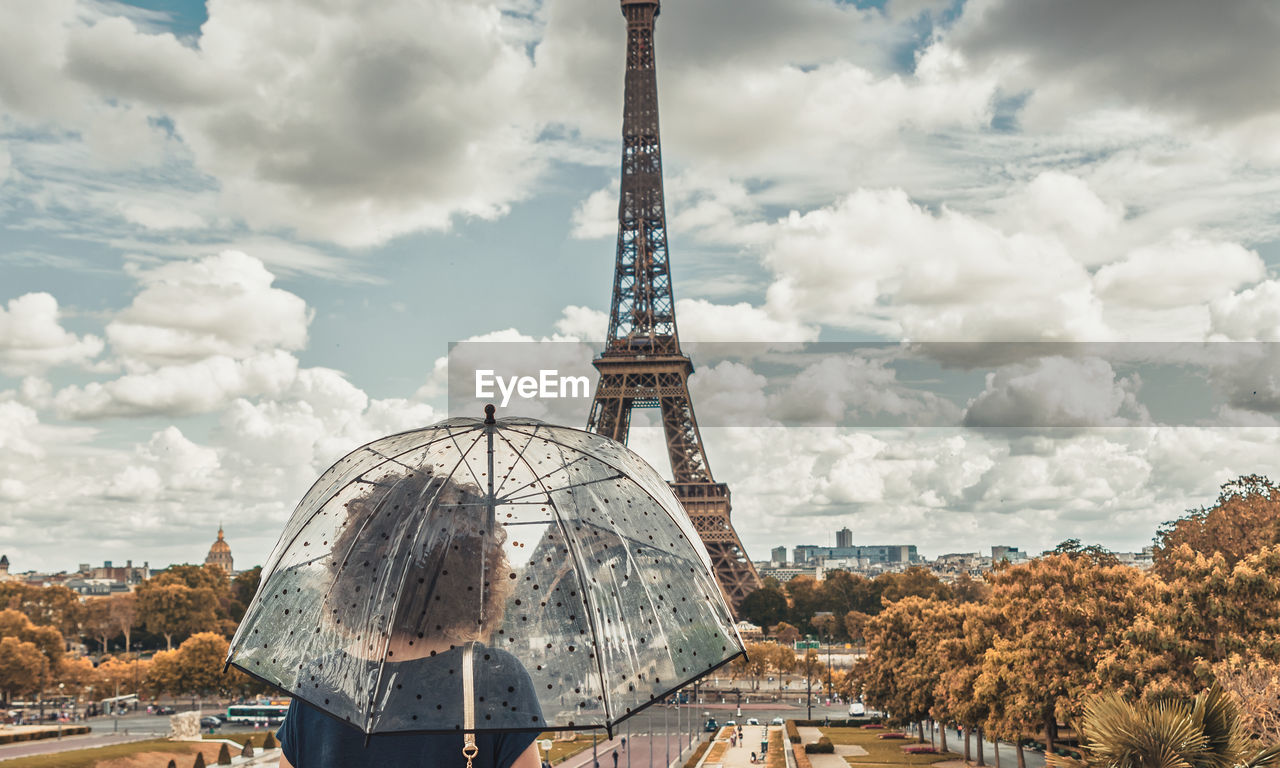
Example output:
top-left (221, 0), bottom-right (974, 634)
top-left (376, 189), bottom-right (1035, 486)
top-left (78, 560), bottom-right (150, 586)
top-left (205, 524), bottom-right (234, 578)
top-left (770, 546), bottom-right (787, 565)
top-left (836, 527), bottom-right (853, 548)
top-left (991, 546), bottom-right (1026, 563)
top-left (756, 564), bottom-right (817, 583)
top-left (0, 554), bottom-right (9, 582)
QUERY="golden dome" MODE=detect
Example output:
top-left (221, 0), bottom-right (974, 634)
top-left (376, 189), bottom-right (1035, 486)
top-left (205, 525), bottom-right (234, 576)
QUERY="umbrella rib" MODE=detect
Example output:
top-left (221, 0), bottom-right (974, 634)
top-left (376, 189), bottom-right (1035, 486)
top-left (498, 472), bottom-right (627, 505)
top-left (492, 426), bottom-right (539, 499)
top-left (443, 425), bottom-right (487, 492)
top-left (505, 444), bottom-right (616, 733)
top-left (506, 426), bottom-right (715, 574)
top-left (492, 454), bottom-right (595, 500)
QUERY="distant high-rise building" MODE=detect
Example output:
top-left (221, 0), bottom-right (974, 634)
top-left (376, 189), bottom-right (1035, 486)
top-left (205, 524), bottom-right (234, 578)
top-left (794, 545), bottom-right (822, 564)
top-left (991, 545), bottom-right (1023, 563)
top-left (836, 527), bottom-right (853, 548)
top-left (770, 546), bottom-right (787, 565)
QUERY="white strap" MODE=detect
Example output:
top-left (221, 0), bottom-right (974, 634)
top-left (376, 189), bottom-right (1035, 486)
top-left (462, 643), bottom-right (478, 768)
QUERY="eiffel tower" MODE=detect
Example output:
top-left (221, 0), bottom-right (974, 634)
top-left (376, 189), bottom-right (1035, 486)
top-left (587, 0), bottom-right (762, 615)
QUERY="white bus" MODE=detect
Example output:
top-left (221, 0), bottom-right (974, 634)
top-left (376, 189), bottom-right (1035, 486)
top-left (225, 704), bottom-right (290, 724)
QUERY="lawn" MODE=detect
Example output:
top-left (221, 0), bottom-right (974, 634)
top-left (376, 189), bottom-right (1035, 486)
top-left (0, 738), bottom-right (218, 768)
top-left (541, 731), bottom-right (608, 764)
top-left (820, 727), bottom-right (961, 766)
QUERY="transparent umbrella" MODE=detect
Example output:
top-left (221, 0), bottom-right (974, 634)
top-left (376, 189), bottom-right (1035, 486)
top-left (227, 408), bottom-right (744, 737)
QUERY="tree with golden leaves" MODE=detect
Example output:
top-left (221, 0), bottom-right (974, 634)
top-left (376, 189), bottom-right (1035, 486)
top-left (770, 622), bottom-right (801, 647)
top-left (1154, 475), bottom-right (1280, 579)
top-left (83, 597), bottom-right (118, 654)
top-left (137, 581), bottom-right (219, 650)
top-left (975, 551), bottom-right (1153, 756)
top-left (0, 636), bottom-right (50, 704)
top-left (109, 593), bottom-right (139, 654)
top-left (0, 608), bottom-right (64, 674)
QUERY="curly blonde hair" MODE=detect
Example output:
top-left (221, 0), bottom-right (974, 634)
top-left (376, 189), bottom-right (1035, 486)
top-left (326, 468), bottom-right (515, 648)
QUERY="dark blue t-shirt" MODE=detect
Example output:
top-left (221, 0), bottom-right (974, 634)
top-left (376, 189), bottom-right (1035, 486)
top-left (277, 645), bottom-right (542, 768)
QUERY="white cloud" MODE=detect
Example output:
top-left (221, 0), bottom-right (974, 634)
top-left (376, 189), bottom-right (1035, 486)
top-left (0, 293), bottom-right (105, 376)
top-left (946, 0), bottom-right (1280, 156)
top-left (106, 251), bottom-right (311, 368)
top-left (53, 350), bottom-right (301, 419)
top-left (120, 203), bottom-right (205, 231)
top-left (1209, 280), bottom-right (1280, 341)
top-left (1094, 231), bottom-right (1265, 310)
top-left (0, 143), bottom-right (10, 183)
top-left (553, 305), bottom-right (608, 341)
top-left (963, 356), bottom-right (1149, 429)
top-left (761, 189), bottom-right (1108, 341)
top-left (676, 299), bottom-right (818, 343)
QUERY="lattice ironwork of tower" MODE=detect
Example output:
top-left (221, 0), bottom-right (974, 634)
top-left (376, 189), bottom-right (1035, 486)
top-left (587, 0), bottom-right (762, 615)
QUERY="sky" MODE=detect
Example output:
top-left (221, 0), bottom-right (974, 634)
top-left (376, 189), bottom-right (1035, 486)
top-left (1, 0), bottom-right (1279, 573)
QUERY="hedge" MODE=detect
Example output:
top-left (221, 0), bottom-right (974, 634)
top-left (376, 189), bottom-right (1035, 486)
top-left (0, 725), bottom-right (91, 744)
top-left (804, 737), bottom-right (835, 754)
top-left (786, 719), bottom-right (801, 744)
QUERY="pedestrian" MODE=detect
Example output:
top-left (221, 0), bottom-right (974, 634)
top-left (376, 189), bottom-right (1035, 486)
top-left (612, 750), bottom-right (619, 767)
top-left (750, 751), bottom-right (757, 763)
top-left (272, 475), bottom-right (544, 768)
top-left (621, 737), bottom-right (627, 751)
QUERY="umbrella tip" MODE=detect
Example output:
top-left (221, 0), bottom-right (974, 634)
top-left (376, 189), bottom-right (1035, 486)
top-left (484, 404), bottom-right (496, 425)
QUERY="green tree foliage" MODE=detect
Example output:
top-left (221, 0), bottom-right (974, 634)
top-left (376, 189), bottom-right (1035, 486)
top-left (1154, 475), bottom-right (1280, 579)
top-left (739, 586), bottom-right (788, 630)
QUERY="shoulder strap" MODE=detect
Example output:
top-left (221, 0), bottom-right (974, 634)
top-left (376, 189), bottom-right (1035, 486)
top-left (462, 642), bottom-right (478, 768)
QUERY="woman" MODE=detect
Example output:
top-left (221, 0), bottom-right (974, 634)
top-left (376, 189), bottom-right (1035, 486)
top-left (275, 472), bottom-right (542, 768)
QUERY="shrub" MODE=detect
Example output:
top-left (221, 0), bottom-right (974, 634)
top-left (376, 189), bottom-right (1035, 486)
top-left (242, 742), bottom-right (255, 758)
top-left (167, 761), bottom-right (177, 768)
top-left (217, 743), bottom-right (232, 765)
top-left (861, 724), bottom-right (885, 729)
top-left (193, 753), bottom-right (206, 768)
top-left (805, 737), bottom-right (835, 754)
top-left (786, 719), bottom-right (801, 744)
top-left (904, 745), bottom-right (939, 754)
top-left (263, 731), bottom-right (279, 750)
top-left (878, 732), bottom-right (909, 740)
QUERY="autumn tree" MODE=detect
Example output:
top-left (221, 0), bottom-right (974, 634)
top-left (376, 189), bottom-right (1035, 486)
top-left (770, 622), bottom-right (801, 646)
top-left (0, 582), bottom-right (84, 637)
top-left (975, 553), bottom-right (1153, 755)
top-left (1154, 475), bottom-right (1280, 578)
top-left (843, 611), bottom-right (869, 648)
top-left (0, 608), bottom-right (64, 673)
top-left (938, 602), bottom-right (1003, 762)
top-left (0, 636), bottom-right (50, 704)
top-left (56, 656), bottom-right (97, 700)
top-left (1212, 653), bottom-right (1280, 742)
top-left (110, 593), bottom-right (138, 654)
top-left (740, 586), bottom-right (788, 631)
top-left (229, 566), bottom-right (261, 623)
top-left (861, 596), bottom-right (960, 736)
top-left (97, 654), bottom-right (153, 698)
top-left (83, 597), bottom-right (118, 654)
top-left (876, 566), bottom-right (953, 605)
top-left (137, 582), bottom-right (219, 650)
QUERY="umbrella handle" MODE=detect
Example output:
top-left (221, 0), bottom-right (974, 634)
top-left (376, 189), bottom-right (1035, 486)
top-left (463, 642), bottom-right (478, 768)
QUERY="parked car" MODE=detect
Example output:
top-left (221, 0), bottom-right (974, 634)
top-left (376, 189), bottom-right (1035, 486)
top-left (746, 718), bottom-right (760, 726)
top-left (725, 720), bottom-right (737, 728)
top-left (200, 716), bottom-right (222, 729)
top-left (154, 706), bottom-right (176, 715)
top-left (848, 702), bottom-right (865, 716)
top-left (771, 717), bottom-right (785, 726)
top-left (703, 718), bottom-right (719, 732)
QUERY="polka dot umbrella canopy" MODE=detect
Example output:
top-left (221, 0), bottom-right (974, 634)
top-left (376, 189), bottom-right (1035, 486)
top-left (227, 411), bottom-right (744, 737)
